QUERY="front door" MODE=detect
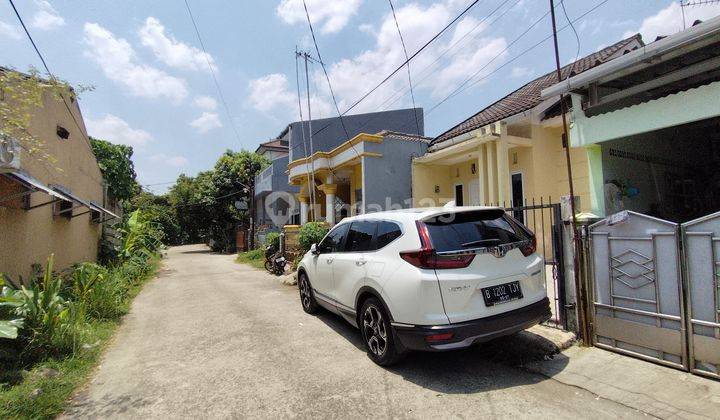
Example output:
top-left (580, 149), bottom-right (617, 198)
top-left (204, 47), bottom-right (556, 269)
top-left (455, 184), bottom-right (464, 206)
top-left (511, 173), bottom-right (524, 223)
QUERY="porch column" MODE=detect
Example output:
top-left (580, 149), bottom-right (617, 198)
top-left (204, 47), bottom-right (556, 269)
top-left (586, 144), bottom-right (605, 217)
top-left (496, 138), bottom-right (510, 207)
top-left (485, 140), bottom-right (497, 205)
top-left (318, 183), bottom-right (338, 226)
top-left (297, 194), bottom-right (309, 225)
top-left (477, 143), bottom-right (486, 205)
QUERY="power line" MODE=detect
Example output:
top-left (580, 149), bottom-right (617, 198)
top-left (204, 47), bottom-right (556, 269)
top-left (429, 0), bottom-right (610, 114)
top-left (559, 0), bottom-right (581, 75)
top-left (388, 0), bottom-right (421, 136)
top-left (301, 0), bottom-right (360, 163)
top-left (340, 0), bottom-right (484, 118)
top-left (183, 0), bottom-right (242, 144)
top-left (8, 0), bottom-right (94, 153)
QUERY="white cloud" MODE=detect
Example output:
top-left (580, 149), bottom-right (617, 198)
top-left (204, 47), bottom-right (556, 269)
top-left (150, 153), bottom-right (188, 167)
top-left (248, 74), bottom-right (296, 112)
top-left (139, 17), bottom-right (217, 73)
top-left (189, 112), bottom-right (223, 133)
top-left (83, 22), bottom-right (188, 102)
top-left (193, 95), bottom-right (218, 110)
top-left (277, 0), bottom-right (361, 34)
top-left (86, 114), bottom-right (153, 147)
top-left (255, 1), bottom-right (509, 117)
top-left (625, 2), bottom-right (720, 42)
top-left (31, 0), bottom-right (65, 31)
top-left (510, 67), bottom-right (533, 79)
top-left (0, 21), bottom-right (21, 39)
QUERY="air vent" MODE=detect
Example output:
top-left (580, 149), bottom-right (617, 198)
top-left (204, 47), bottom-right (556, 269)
top-left (56, 125), bottom-right (70, 140)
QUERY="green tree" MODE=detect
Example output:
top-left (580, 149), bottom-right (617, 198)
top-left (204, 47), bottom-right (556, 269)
top-left (89, 137), bottom-right (138, 202)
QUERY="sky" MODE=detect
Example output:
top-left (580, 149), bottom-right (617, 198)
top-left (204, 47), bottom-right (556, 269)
top-left (2, 0), bottom-right (719, 193)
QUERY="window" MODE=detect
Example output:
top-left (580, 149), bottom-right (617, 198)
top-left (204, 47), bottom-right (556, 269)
top-left (90, 209), bottom-right (102, 224)
top-left (345, 221), bottom-right (376, 252)
top-left (376, 221), bottom-right (402, 249)
top-left (56, 125), bottom-right (70, 140)
top-left (424, 210), bottom-right (529, 252)
top-left (318, 223), bottom-right (350, 253)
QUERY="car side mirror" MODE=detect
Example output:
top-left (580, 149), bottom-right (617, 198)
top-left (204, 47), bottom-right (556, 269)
top-left (310, 243), bottom-right (319, 255)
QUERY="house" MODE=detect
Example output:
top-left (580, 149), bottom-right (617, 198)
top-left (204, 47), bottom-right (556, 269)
top-left (411, 35), bottom-right (644, 219)
top-left (254, 138), bottom-right (300, 231)
top-left (284, 108), bottom-right (427, 226)
top-left (541, 16), bottom-right (720, 223)
top-left (0, 68), bottom-right (117, 281)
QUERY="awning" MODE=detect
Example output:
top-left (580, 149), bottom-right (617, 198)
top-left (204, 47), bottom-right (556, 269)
top-left (4, 172), bottom-right (73, 202)
top-left (1, 172), bottom-right (120, 220)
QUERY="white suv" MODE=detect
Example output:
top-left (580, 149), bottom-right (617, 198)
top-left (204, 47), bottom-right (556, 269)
top-left (296, 206), bottom-right (550, 365)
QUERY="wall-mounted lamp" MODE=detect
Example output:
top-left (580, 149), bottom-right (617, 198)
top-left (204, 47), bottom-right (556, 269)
top-left (471, 163), bottom-right (477, 174)
top-left (434, 185), bottom-right (440, 194)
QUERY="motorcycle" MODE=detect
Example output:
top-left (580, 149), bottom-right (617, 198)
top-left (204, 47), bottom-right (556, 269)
top-left (264, 244), bottom-right (286, 276)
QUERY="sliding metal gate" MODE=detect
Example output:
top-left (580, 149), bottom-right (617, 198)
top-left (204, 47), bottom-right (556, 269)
top-left (589, 212), bottom-right (687, 369)
top-left (588, 210), bottom-right (720, 379)
top-left (682, 211), bottom-right (720, 380)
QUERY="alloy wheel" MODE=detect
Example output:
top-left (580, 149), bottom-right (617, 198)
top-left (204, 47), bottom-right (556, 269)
top-left (363, 305), bottom-right (387, 357)
top-left (299, 275), bottom-right (312, 310)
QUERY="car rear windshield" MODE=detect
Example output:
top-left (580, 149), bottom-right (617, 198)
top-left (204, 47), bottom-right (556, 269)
top-left (424, 210), bottom-right (529, 253)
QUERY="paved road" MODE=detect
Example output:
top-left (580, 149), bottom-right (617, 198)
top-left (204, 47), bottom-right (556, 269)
top-left (64, 244), bottom-right (645, 419)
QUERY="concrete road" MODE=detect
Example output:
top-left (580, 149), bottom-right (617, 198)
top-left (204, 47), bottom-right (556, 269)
top-left (64, 244), bottom-right (645, 419)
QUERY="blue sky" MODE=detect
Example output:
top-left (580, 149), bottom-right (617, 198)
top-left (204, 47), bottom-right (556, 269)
top-left (2, 0), bottom-right (719, 192)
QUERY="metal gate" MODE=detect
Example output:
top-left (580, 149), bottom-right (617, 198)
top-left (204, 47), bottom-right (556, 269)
top-left (589, 212), bottom-right (687, 369)
top-left (504, 200), bottom-right (567, 329)
top-left (588, 210), bottom-right (720, 378)
top-left (682, 211), bottom-right (720, 380)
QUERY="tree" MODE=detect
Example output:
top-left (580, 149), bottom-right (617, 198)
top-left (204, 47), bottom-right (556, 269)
top-left (89, 137), bottom-right (138, 202)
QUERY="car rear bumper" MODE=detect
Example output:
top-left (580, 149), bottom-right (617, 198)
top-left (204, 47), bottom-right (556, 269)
top-left (392, 297), bottom-right (552, 351)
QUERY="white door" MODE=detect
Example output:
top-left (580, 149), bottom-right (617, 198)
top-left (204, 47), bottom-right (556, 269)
top-left (333, 221), bottom-right (374, 310)
top-left (311, 223), bottom-right (350, 301)
top-left (469, 179), bottom-right (480, 206)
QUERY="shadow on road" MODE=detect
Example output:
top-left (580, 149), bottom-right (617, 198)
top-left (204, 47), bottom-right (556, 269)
top-left (316, 309), bottom-right (569, 394)
top-left (178, 249), bottom-right (215, 255)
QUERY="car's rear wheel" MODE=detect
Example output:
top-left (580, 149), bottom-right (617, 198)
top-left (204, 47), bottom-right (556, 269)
top-left (298, 272), bottom-right (318, 314)
top-left (360, 298), bottom-right (404, 366)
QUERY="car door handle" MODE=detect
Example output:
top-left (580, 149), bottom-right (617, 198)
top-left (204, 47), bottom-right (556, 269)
top-left (356, 258), bottom-right (367, 266)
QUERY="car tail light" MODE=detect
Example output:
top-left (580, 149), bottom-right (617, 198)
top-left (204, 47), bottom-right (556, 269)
top-left (399, 221), bottom-right (475, 269)
top-left (425, 332), bottom-right (454, 343)
top-left (520, 235), bottom-right (537, 257)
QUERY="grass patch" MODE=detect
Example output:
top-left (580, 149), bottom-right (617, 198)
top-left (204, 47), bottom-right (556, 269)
top-left (236, 249), bottom-right (265, 270)
top-left (0, 257), bottom-right (160, 420)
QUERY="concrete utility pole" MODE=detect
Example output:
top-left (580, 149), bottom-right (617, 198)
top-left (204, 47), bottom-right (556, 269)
top-left (300, 51), bottom-right (317, 222)
top-left (549, 0), bottom-right (590, 344)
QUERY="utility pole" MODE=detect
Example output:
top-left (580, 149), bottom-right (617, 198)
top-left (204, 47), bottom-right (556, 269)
top-left (549, 0), bottom-right (590, 344)
top-left (300, 51), bottom-right (317, 222)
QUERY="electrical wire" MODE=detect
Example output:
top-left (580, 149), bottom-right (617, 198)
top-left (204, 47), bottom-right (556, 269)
top-left (560, 0), bottom-right (581, 77)
top-left (388, 0), bottom-right (421, 136)
top-left (183, 0), bottom-right (242, 144)
top-left (7, 0), bottom-right (94, 153)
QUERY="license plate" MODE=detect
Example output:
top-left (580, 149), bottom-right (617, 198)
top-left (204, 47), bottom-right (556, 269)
top-left (482, 281), bottom-right (523, 306)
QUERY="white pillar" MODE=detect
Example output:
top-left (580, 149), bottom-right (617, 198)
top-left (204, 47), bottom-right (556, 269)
top-left (299, 198), bottom-right (308, 225)
top-left (486, 141), bottom-right (496, 205)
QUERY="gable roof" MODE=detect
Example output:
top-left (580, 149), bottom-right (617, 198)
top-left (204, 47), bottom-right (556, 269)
top-left (255, 139), bottom-right (289, 154)
top-left (431, 34), bottom-right (643, 146)
top-left (377, 130), bottom-right (432, 143)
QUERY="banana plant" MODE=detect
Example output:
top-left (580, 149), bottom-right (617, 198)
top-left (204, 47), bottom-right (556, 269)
top-left (0, 275), bottom-right (24, 339)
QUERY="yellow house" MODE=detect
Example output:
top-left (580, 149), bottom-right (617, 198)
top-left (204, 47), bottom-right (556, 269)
top-left (0, 68), bottom-right (118, 281)
top-left (413, 35), bottom-right (643, 218)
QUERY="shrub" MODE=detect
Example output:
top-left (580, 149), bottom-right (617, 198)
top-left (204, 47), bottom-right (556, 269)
top-left (265, 232), bottom-right (280, 250)
top-left (298, 222), bottom-right (329, 253)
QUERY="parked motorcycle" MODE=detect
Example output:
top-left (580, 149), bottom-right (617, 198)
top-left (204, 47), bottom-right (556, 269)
top-left (264, 244), bottom-right (286, 276)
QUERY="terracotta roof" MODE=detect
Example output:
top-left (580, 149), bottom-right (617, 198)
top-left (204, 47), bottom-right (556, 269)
top-left (376, 130), bottom-right (432, 143)
top-left (255, 139), bottom-right (288, 153)
top-left (431, 34), bottom-right (643, 146)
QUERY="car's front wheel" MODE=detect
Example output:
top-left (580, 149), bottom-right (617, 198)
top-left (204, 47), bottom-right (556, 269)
top-left (298, 272), bottom-right (318, 314)
top-left (360, 298), bottom-right (404, 366)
